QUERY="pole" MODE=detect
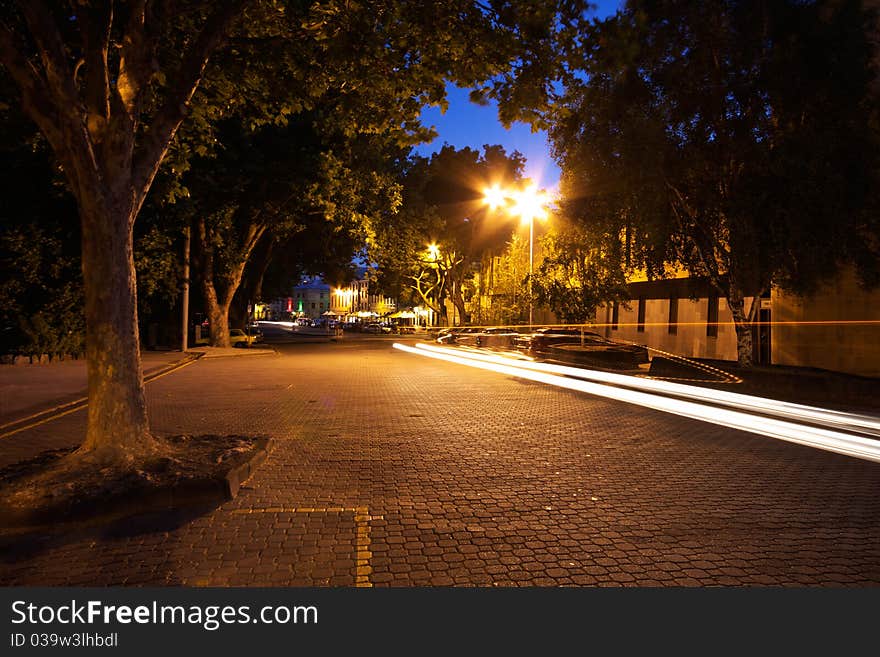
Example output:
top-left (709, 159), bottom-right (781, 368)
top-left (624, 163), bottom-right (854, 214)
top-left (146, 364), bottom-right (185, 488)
top-left (528, 215), bottom-right (534, 327)
top-left (180, 225), bottom-right (191, 352)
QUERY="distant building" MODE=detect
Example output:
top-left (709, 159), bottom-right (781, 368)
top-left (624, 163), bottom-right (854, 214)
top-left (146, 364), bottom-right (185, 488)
top-left (268, 276), bottom-right (331, 320)
top-left (330, 268), bottom-right (397, 321)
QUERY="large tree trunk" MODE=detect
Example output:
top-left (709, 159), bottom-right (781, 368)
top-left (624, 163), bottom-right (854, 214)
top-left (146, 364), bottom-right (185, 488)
top-left (727, 285), bottom-right (754, 369)
top-left (204, 281), bottom-right (233, 348)
top-left (78, 198), bottom-right (155, 457)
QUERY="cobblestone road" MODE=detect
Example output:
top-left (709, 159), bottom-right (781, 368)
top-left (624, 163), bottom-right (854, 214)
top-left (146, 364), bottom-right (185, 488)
top-left (2, 339), bottom-right (879, 586)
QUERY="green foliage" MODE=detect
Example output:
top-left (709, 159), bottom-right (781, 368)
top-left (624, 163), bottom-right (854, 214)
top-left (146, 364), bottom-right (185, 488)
top-left (531, 221), bottom-right (629, 324)
top-left (370, 145), bottom-right (527, 324)
top-left (550, 0), bottom-right (878, 316)
top-left (470, 233), bottom-right (529, 325)
top-left (134, 224), bottom-right (182, 321)
top-left (0, 104), bottom-right (84, 357)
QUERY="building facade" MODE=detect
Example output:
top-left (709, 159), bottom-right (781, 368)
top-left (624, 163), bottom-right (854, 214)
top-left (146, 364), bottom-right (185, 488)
top-left (329, 270), bottom-right (397, 321)
top-left (598, 268), bottom-right (880, 377)
top-left (267, 276), bottom-right (332, 320)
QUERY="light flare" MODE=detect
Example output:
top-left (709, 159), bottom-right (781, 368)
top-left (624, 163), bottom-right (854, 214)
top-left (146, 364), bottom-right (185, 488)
top-left (483, 185), bottom-right (507, 211)
top-left (413, 342), bottom-right (880, 437)
top-left (510, 184), bottom-right (549, 223)
top-left (393, 342), bottom-right (880, 464)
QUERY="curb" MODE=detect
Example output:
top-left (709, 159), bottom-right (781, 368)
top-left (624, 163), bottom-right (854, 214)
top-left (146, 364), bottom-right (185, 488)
top-left (221, 436), bottom-right (271, 498)
top-left (0, 437), bottom-right (272, 537)
top-left (186, 347), bottom-right (277, 359)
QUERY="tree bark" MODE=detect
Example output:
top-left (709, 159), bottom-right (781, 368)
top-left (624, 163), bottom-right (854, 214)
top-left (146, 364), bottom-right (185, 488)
top-left (727, 284), bottom-right (754, 369)
top-left (204, 284), bottom-right (232, 348)
top-left (78, 196), bottom-right (154, 457)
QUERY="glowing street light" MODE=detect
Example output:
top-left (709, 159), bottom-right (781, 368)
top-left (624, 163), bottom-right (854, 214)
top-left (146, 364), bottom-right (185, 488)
top-left (483, 183), bottom-right (550, 326)
top-left (483, 184), bottom-right (508, 212)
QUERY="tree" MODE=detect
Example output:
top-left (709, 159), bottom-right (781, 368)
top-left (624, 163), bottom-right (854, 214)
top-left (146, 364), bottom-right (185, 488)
top-left (532, 220), bottom-right (628, 324)
top-left (549, 0), bottom-right (878, 366)
top-left (0, 101), bottom-right (84, 360)
top-left (0, 0), bottom-right (595, 464)
top-left (0, 2), bottom-right (249, 459)
top-left (371, 145), bottom-right (527, 325)
top-left (183, 116), bottom-right (402, 346)
top-left (470, 233), bottom-right (530, 325)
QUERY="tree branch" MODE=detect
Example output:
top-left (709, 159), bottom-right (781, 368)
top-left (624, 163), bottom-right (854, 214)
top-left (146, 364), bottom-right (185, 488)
top-left (131, 0), bottom-right (248, 216)
top-left (15, 1), bottom-right (80, 108)
top-left (0, 18), bottom-right (94, 197)
top-left (116, 0), bottom-right (149, 117)
top-left (79, 2), bottom-right (113, 141)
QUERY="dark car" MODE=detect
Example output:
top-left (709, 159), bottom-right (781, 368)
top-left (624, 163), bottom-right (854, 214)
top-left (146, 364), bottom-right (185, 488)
top-left (513, 327), bottom-right (603, 351)
top-left (436, 327), bottom-right (479, 345)
top-left (516, 326), bottom-right (649, 369)
top-left (473, 327), bottom-right (521, 349)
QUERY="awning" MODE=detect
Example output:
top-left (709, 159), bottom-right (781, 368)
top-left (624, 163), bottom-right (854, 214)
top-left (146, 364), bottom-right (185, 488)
top-left (389, 310), bottom-right (416, 319)
top-left (322, 310), bottom-right (340, 316)
top-left (355, 311), bottom-right (377, 318)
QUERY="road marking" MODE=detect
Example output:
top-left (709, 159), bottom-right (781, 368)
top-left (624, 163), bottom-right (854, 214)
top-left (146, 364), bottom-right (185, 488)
top-left (230, 506), bottom-right (375, 587)
top-left (0, 356), bottom-right (200, 440)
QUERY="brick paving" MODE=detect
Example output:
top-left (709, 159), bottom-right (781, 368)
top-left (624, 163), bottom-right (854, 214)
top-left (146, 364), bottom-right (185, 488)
top-left (1, 339), bottom-right (879, 586)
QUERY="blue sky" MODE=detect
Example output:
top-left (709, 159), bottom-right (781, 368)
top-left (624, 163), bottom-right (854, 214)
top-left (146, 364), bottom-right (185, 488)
top-left (413, 1), bottom-right (623, 193)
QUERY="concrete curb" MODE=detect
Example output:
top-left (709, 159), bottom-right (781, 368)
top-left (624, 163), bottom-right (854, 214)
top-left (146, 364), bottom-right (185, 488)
top-left (186, 346), bottom-right (277, 358)
top-left (222, 437), bottom-right (271, 498)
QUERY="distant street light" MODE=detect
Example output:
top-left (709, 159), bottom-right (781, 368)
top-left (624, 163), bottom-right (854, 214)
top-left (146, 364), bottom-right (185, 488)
top-left (483, 183), bottom-right (550, 326)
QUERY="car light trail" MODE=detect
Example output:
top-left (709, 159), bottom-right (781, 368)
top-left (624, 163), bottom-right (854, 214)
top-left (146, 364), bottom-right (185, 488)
top-left (393, 342), bottom-right (880, 464)
top-left (411, 343), bottom-right (880, 438)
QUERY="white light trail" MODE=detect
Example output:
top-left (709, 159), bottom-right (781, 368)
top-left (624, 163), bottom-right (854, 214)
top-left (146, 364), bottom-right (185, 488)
top-left (412, 343), bottom-right (880, 437)
top-left (393, 342), bottom-right (880, 464)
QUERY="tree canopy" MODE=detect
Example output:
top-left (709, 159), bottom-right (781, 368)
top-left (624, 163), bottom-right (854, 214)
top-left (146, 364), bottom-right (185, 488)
top-left (549, 0), bottom-right (879, 365)
top-left (369, 144), bottom-right (526, 325)
top-left (0, 0), bottom-right (595, 460)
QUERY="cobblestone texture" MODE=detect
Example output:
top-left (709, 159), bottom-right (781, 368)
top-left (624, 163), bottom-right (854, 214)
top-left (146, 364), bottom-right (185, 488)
top-left (1, 340), bottom-right (879, 586)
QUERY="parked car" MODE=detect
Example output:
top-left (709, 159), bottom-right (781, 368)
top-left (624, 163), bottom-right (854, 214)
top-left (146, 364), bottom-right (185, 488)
top-left (229, 328), bottom-right (256, 348)
top-left (364, 322), bottom-right (392, 334)
top-left (435, 327), bottom-right (476, 344)
top-left (515, 326), bottom-right (648, 368)
top-left (474, 327), bottom-right (521, 349)
top-left (514, 327), bottom-right (604, 352)
top-left (447, 326), bottom-right (520, 348)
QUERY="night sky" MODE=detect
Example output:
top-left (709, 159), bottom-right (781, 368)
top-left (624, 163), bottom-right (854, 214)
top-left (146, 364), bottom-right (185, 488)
top-left (414, 0), bottom-right (623, 193)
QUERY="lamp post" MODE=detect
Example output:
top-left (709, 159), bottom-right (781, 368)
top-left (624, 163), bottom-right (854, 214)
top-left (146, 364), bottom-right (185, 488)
top-left (426, 243), bottom-right (441, 328)
top-left (484, 184), bottom-right (549, 327)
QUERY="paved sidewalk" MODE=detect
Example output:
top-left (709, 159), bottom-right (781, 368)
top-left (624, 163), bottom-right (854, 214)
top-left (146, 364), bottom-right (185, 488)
top-left (0, 351), bottom-right (188, 426)
top-left (0, 347), bottom-right (281, 426)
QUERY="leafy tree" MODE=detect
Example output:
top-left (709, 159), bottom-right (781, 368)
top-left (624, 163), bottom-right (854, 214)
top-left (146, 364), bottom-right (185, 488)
top-left (470, 233), bottom-right (530, 325)
top-left (181, 116), bottom-right (403, 346)
top-left (549, 0), bottom-right (878, 366)
top-left (532, 220), bottom-right (628, 324)
top-left (0, 0), bottom-right (594, 464)
top-left (371, 145), bottom-right (526, 325)
top-left (0, 102), bottom-right (83, 359)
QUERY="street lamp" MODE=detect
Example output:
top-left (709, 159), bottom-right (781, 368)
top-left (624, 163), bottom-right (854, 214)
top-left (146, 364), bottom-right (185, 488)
top-left (483, 183), bottom-right (549, 327)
